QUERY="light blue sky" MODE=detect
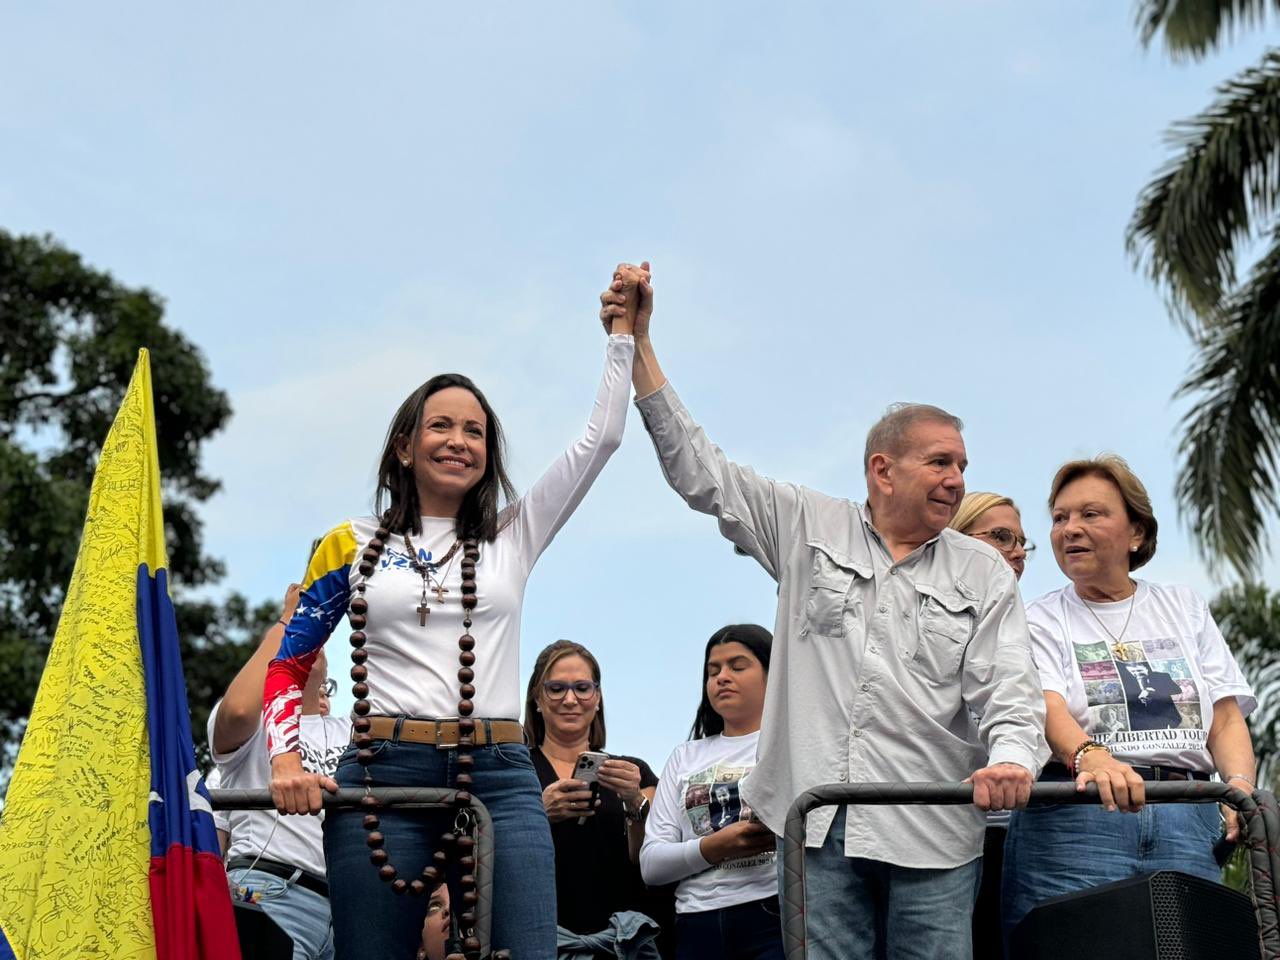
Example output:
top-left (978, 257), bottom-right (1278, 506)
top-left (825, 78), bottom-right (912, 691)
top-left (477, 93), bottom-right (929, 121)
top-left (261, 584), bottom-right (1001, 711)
top-left (3, 2), bottom-right (1277, 770)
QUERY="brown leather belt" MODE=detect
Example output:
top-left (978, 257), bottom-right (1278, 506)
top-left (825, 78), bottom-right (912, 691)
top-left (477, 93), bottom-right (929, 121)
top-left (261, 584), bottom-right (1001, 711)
top-left (363, 715), bottom-right (525, 748)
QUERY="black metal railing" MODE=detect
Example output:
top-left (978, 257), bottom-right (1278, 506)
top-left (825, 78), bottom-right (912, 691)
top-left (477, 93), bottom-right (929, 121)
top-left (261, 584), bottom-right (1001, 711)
top-left (210, 787), bottom-right (497, 956)
top-left (781, 782), bottom-right (1280, 960)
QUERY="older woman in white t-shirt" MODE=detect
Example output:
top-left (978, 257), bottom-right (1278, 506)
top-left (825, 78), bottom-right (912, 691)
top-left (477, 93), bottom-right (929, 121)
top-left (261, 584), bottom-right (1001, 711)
top-left (1002, 455), bottom-right (1257, 936)
top-left (641, 624), bottom-right (781, 960)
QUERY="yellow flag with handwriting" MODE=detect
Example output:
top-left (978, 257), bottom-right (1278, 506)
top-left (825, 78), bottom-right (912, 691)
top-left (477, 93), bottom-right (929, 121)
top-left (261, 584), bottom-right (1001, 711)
top-left (0, 349), bottom-right (163, 959)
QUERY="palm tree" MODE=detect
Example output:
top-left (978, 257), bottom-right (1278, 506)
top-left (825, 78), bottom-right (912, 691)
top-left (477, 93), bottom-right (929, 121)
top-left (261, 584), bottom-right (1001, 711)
top-left (1127, 1), bottom-right (1280, 579)
top-left (1212, 583), bottom-right (1280, 787)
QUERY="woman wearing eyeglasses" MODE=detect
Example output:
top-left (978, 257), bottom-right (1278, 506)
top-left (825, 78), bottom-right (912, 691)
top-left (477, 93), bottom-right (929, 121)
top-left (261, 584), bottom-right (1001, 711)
top-left (948, 493), bottom-right (1032, 960)
top-left (949, 492), bottom-right (1033, 580)
top-left (640, 625), bottom-right (781, 960)
top-left (1001, 456), bottom-right (1256, 942)
top-left (523, 640), bottom-right (666, 948)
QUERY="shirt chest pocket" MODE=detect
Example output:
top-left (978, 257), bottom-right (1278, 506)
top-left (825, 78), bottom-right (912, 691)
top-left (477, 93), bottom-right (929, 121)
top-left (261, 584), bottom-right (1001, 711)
top-left (906, 583), bottom-right (977, 683)
top-left (803, 540), bottom-right (870, 639)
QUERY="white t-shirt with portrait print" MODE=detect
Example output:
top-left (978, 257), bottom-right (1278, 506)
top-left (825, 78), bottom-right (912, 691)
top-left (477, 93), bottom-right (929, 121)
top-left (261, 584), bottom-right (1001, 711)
top-left (1026, 580), bottom-right (1255, 772)
top-left (640, 730), bottom-right (777, 915)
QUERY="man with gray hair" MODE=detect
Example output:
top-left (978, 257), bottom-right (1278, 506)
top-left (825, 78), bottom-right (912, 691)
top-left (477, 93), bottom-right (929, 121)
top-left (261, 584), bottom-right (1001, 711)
top-left (602, 263), bottom-right (1047, 960)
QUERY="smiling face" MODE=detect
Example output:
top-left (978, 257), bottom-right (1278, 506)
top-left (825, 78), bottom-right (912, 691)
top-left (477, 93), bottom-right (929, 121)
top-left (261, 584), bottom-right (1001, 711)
top-left (395, 386), bottom-right (488, 515)
top-left (869, 421), bottom-right (967, 541)
top-left (538, 654), bottom-right (600, 746)
top-left (969, 503), bottom-right (1028, 580)
top-left (1050, 473), bottom-right (1144, 597)
top-left (705, 641), bottom-right (767, 736)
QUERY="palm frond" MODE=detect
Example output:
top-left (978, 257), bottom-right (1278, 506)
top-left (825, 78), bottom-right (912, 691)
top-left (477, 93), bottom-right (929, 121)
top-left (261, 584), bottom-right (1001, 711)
top-left (1127, 50), bottom-right (1280, 330)
top-left (1175, 230), bottom-right (1280, 577)
top-left (1211, 583), bottom-right (1280, 787)
top-left (1137, 0), bottom-right (1280, 60)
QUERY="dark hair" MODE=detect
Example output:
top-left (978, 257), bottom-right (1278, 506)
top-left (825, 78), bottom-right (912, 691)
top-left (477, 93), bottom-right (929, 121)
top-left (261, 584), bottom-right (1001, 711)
top-left (524, 640), bottom-right (606, 751)
top-left (690, 624), bottom-right (773, 740)
top-left (374, 373), bottom-right (518, 540)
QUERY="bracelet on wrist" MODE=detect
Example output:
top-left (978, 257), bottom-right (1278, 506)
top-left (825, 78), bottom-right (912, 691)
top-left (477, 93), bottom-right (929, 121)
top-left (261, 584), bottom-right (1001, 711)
top-left (1072, 740), bottom-right (1109, 776)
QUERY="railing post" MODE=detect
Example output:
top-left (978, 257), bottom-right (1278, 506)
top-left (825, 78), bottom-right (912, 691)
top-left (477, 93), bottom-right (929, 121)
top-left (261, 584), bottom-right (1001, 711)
top-left (781, 781), bottom-right (1278, 960)
top-left (209, 787), bottom-right (496, 956)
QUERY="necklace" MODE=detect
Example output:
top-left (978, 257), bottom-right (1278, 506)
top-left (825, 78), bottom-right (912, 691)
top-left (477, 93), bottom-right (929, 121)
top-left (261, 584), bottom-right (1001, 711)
top-left (403, 533), bottom-right (461, 625)
top-left (1081, 585), bottom-right (1137, 657)
top-left (347, 513), bottom-right (484, 955)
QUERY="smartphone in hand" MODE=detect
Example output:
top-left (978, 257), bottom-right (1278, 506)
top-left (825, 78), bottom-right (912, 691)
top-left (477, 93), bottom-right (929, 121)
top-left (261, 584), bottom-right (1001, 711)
top-left (572, 751), bottom-right (609, 825)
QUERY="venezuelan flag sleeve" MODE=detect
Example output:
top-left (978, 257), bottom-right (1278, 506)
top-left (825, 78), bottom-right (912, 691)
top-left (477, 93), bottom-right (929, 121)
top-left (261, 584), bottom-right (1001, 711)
top-left (0, 349), bottom-right (240, 960)
top-left (263, 522), bottom-right (356, 757)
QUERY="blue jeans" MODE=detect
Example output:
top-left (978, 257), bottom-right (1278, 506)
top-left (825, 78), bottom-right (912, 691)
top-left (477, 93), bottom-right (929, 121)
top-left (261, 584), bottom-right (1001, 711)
top-left (1001, 799), bottom-right (1223, 936)
top-left (675, 896), bottom-right (783, 960)
top-left (792, 807), bottom-right (982, 960)
top-left (227, 867), bottom-right (335, 960)
top-left (324, 736), bottom-right (556, 960)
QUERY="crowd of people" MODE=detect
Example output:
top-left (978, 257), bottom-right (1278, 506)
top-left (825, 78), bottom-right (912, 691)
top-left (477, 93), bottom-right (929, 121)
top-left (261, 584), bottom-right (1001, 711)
top-left (205, 262), bottom-right (1257, 960)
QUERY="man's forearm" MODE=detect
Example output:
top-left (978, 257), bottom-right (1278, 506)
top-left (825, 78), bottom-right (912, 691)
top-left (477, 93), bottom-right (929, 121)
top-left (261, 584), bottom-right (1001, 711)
top-left (632, 335), bottom-right (667, 399)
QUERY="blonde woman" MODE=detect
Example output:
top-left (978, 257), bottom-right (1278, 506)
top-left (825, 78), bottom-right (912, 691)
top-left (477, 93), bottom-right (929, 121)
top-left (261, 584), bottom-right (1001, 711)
top-left (949, 492), bottom-right (1033, 581)
top-left (949, 491), bottom-right (1032, 959)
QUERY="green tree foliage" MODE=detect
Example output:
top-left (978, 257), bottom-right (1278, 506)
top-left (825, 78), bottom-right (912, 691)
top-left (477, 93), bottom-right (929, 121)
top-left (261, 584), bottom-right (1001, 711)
top-left (1137, 0), bottom-right (1280, 61)
top-left (1213, 582), bottom-right (1280, 784)
top-left (1211, 582), bottom-right (1279, 889)
top-left (1128, 1), bottom-right (1280, 578)
top-left (0, 230), bottom-right (269, 786)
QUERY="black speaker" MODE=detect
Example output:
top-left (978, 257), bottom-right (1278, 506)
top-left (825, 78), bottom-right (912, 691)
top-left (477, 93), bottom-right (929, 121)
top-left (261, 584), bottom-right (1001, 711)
top-left (1010, 870), bottom-right (1259, 960)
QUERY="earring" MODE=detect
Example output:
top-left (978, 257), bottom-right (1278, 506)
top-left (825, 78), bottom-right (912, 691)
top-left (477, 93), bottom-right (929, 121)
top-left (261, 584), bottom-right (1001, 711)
top-left (401, 459), bottom-right (410, 467)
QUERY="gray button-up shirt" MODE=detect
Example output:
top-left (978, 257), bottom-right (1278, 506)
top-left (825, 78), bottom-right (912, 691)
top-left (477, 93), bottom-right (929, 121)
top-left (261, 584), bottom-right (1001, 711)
top-left (637, 383), bottom-right (1048, 868)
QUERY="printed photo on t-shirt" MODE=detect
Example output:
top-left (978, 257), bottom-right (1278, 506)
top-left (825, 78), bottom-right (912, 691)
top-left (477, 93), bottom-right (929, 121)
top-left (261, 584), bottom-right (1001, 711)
top-left (1089, 704), bottom-right (1129, 734)
top-left (1116, 659), bottom-right (1184, 731)
top-left (1079, 660), bottom-right (1118, 681)
top-left (1072, 630), bottom-right (1207, 755)
top-left (1084, 679), bottom-right (1123, 704)
top-left (683, 762), bottom-right (773, 870)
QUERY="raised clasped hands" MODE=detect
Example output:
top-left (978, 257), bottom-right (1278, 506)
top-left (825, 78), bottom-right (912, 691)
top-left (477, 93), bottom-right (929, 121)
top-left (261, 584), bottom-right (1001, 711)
top-left (599, 261), bottom-right (653, 338)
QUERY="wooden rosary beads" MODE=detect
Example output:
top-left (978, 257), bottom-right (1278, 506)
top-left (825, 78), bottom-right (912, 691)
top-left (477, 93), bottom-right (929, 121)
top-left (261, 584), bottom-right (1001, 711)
top-left (348, 514), bottom-right (494, 959)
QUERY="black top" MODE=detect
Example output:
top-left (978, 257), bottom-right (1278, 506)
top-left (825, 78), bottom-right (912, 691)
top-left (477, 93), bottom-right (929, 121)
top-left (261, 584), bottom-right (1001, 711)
top-left (531, 747), bottom-right (662, 936)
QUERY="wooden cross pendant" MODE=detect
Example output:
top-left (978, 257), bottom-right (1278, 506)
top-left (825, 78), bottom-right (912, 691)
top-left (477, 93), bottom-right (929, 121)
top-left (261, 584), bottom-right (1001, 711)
top-left (417, 601), bottom-right (430, 626)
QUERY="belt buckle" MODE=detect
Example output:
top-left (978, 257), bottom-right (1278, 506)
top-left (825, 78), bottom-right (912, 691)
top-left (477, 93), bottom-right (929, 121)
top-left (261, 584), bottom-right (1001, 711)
top-left (434, 717), bottom-right (460, 750)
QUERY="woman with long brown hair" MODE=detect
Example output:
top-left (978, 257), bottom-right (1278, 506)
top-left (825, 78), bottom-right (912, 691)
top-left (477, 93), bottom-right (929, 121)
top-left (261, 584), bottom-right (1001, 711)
top-left (264, 266), bottom-right (644, 959)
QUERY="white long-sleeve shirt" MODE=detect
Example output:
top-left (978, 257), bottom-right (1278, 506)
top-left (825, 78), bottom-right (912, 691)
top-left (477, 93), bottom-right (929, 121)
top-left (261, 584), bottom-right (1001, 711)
top-left (264, 335), bottom-right (634, 755)
top-left (640, 731), bottom-right (777, 914)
